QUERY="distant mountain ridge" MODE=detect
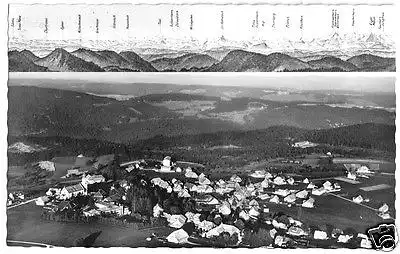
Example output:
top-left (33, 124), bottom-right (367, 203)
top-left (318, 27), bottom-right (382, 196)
top-left (8, 48), bottom-right (395, 72)
top-left (308, 56), bottom-right (357, 71)
top-left (207, 50), bottom-right (311, 72)
top-left (151, 53), bottom-right (218, 71)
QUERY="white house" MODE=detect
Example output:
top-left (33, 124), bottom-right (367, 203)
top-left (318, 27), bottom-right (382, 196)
top-left (35, 196), bottom-right (50, 206)
top-left (274, 189), bottom-right (291, 197)
top-left (352, 195), bottom-right (364, 204)
top-left (323, 181), bottom-right (334, 192)
top-left (357, 166), bottom-right (372, 174)
top-left (270, 195), bottom-right (280, 204)
top-left (314, 230), bottom-right (328, 240)
top-left (312, 187), bottom-right (326, 196)
top-left (160, 156), bottom-right (176, 172)
top-left (379, 203), bottom-right (389, 213)
top-left (46, 187), bottom-right (61, 197)
top-left (249, 207), bottom-right (260, 217)
top-left (288, 226), bottom-right (307, 236)
top-left (307, 182), bottom-right (316, 189)
top-left (60, 183), bottom-right (86, 200)
top-left (185, 170), bottom-right (198, 179)
top-left (166, 229), bottom-right (189, 244)
top-left (273, 176), bottom-right (286, 185)
top-left (295, 190), bottom-right (308, 199)
top-left (83, 209), bottom-right (101, 217)
top-left (258, 193), bottom-right (270, 200)
top-left (347, 172), bottom-right (357, 180)
top-left (81, 174), bottom-right (105, 189)
top-left (287, 177), bottom-right (295, 185)
top-left (284, 194), bottom-right (296, 203)
top-left (302, 197), bottom-right (315, 208)
top-left (249, 170), bottom-right (266, 178)
top-left (230, 174), bottom-right (242, 183)
top-left (198, 175), bottom-right (211, 185)
top-left (162, 156), bottom-right (172, 167)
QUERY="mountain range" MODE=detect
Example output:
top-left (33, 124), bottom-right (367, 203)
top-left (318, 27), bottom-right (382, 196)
top-left (8, 48), bottom-right (395, 72)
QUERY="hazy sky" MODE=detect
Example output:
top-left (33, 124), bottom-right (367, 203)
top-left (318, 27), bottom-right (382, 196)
top-left (9, 3), bottom-right (394, 41)
top-left (9, 73), bottom-right (395, 94)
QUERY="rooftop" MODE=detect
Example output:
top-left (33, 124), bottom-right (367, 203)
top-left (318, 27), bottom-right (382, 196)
top-left (65, 183), bottom-right (85, 193)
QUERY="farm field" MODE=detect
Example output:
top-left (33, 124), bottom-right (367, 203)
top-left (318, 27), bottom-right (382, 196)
top-left (7, 202), bottom-right (172, 247)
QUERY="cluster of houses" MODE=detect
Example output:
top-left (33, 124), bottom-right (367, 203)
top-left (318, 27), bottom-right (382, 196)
top-left (7, 191), bottom-right (25, 206)
top-left (147, 167), bottom-right (375, 248)
top-left (64, 154), bottom-right (115, 178)
top-left (345, 164), bottom-right (375, 180)
top-left (30, 153), bottom-right (387, 248)
top-left (121, 156), bottom-right (183, 173)
top-left (36, 173), bottom-right (130, 217)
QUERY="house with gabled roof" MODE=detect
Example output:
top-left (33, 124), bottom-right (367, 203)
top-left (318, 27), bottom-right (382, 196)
top-left (81, 174), bottom-right (105, 189)
top-left (57, 200), bottom-right (73, 212)
top-left (91, 190), bottom-right (106, 201)
top-left (60, 183), bottom-right (86, 200)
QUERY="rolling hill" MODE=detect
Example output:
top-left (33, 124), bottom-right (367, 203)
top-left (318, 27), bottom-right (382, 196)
top-left (19, 49), bottom-right (40, 62)
top-left (134, 123), bottom-right (395, 153)
top-left (35, 48), bottom-right (104, 72)
top-left (91, 50), bottom-right (132, 69)
top-left (308, 56), bottom-right (357, 71)
top-left (305, 123), bottom-right (395, 152)
top-left (347, 54), bottom-right (395, 70)
top-left (119, 51), bottom-right (157, 72)
top-left (151, 53), bottom-right (218, 71)
top-left (9, 122), bottom-right (394, 168)
top-left (207, 50), bottom-right (311, 72)
top-left (70, 48), bottom-right (110, 67)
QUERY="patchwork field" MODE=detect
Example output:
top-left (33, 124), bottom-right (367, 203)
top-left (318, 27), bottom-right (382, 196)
top-left (152, 100), bottom-right (216, 117)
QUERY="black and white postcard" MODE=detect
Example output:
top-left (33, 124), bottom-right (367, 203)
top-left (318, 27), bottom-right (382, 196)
top-left (5, 0), bottom-right (398, 250)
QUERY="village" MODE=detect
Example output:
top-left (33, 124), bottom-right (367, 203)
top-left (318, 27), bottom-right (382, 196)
top-left (7, 150), bottom-right (394, 248)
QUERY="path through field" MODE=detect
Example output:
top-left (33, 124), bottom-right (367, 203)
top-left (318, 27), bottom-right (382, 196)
top-left (7, 199), bottom-right (36, 210)
top-left (7, 240), bottom-right (54, 247)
